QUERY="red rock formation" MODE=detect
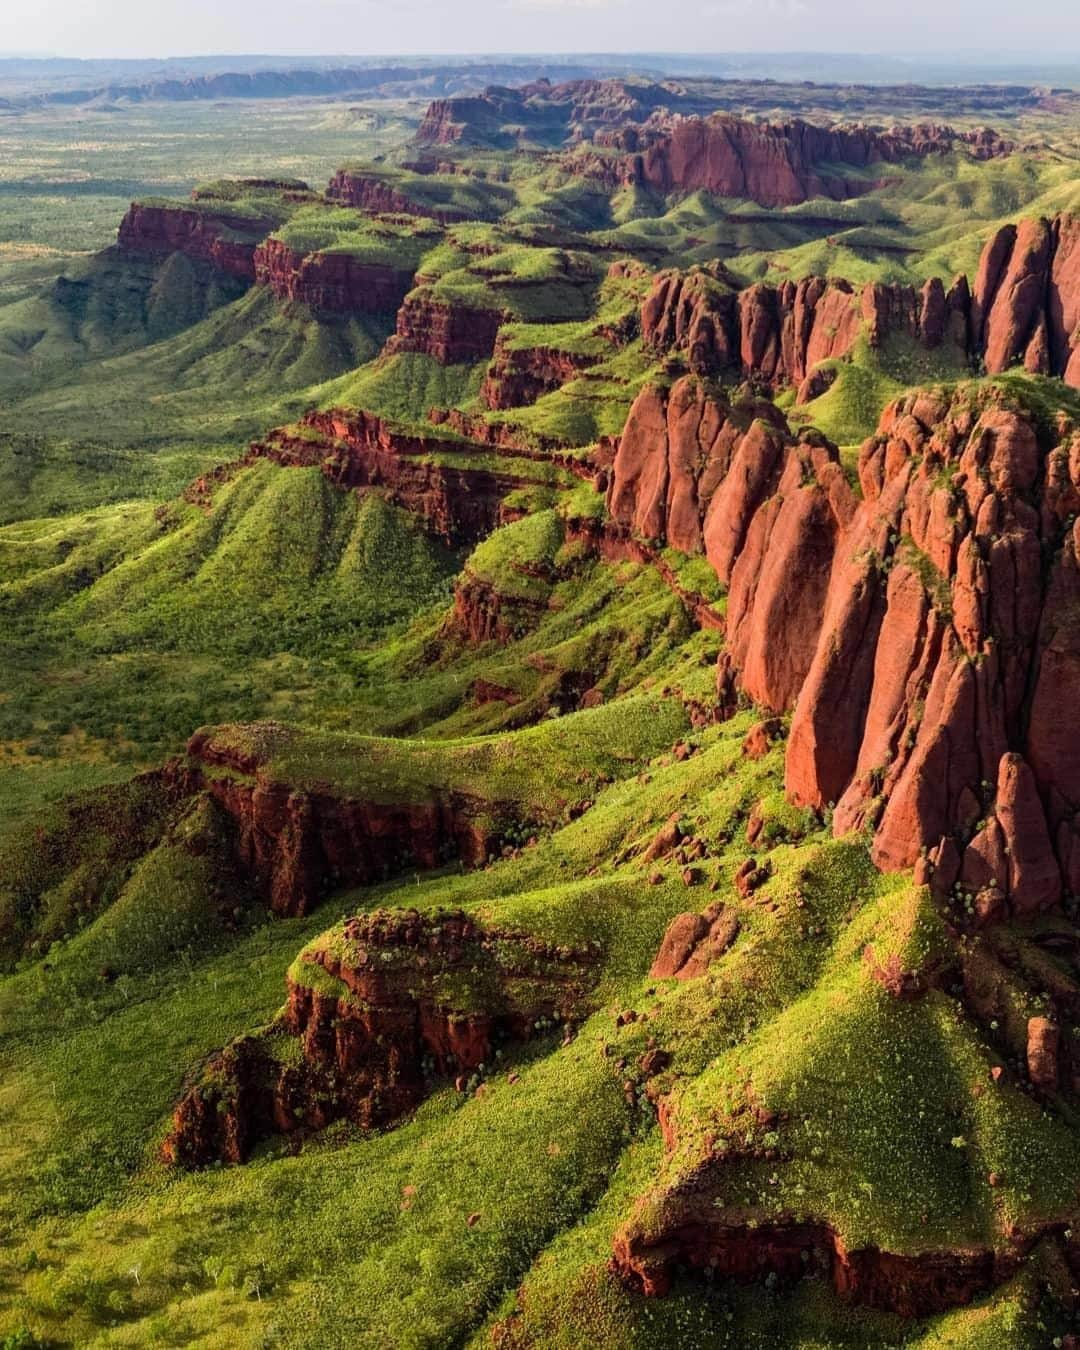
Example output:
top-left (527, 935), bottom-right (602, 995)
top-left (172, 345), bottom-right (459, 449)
top-left (602, 374), bottom-right (1080, 913)
top-left (480, 333), bottom-right (598, 409)
top-left (1027, 1015), bottom-right (1061, 1090)
top-left (641, 267), bottom-right (971, 390)
top-left (778, 390), bottom-right (1078, 912)
top-left (326, 170), bottom-right (469, 224)
top-left (642, 213), bottom-right (1080, 392)
top-left (175, 731), bottom-right (497, 917)
top-left (628, 116), bottom-right (1011, 209)
top-left (608, 377), bottom-right (852, 708)
top-left (974, 214), bottom-right (1080, 382)
top-left (249, 408), bottom-right (558, 546)
top-left (650, 903), bottom-right (739, 980)
top-left (165, 907), bottom-right (600, 1166)
top-left (253, 238), bottom-right (415, 314)
top-left (117, 202), bottom-right (272, 280)
top-left (390, 291), bottom-right (505, 363)
top-left (444, 568), bottom-right (551, 644)
top-left (612, 1205), bottom-right (1010, 1317)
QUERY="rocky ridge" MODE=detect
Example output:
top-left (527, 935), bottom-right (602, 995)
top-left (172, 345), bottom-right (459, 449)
top-left (165, 907), bottom-right (600, 1166)
top-left (642, 212), bottom-right (1080, 390)
top-left (607, 373), bottom-right (1080, 915)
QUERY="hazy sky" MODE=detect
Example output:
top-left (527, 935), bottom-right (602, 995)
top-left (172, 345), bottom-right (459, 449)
top-left (2, 0), bottom-right (1078, 62)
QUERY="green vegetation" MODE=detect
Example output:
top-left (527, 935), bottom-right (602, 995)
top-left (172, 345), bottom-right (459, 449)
top-left (5, 73), bottom-right (1080, 1350)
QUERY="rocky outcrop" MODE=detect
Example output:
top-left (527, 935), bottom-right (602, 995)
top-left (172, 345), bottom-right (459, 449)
top-left (607, 378), bottom-right (851, 706)
top-left (169, 734), bottom-right (492, 918)
top-left (780, 390), bottom-right (1079, 913)
top-left (444, 569), bottom-right (551, 645)
top-left (480, 333), bottom-right (598, 409)
top-left (642, 214), bottom-right (1080, 392)
top-left (612, 1207), bottom-right (1027, 1317)
top-left (974, 214), bottom-right (1080, 380)
top-left (642, 268), bottom-right (971, 391)
top-left (165, 907), bottom-right (600, 1166)
top-left (605, 376), bottom-right (1080, 913)
top-left (253, 237), bottom-right (415, 314)
top-left (390, 291), bottom-right (505, 363)
top-left (326, 170), bottom-right (469, 224)
top-left (628, 116), bottom-right (1011, 208)
top-left (249, 408), bottom-right (560, 547)
top-left (650, 903), bottom-right (739, 980)
top-left (117, 202), bottom-right (273, 280)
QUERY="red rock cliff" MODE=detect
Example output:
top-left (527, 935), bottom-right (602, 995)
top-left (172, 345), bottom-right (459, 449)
top-left (642, 268), bottom-right (970, 393)
top-left (249, 407), bottom-right (557, 546)
top-left (165, 907), bottom-right (600, 1166)
top-left (326, 169), bottom-right (469, 224)
top-left (252, 237), bottom-right (416, 314)
top-left (389, 290), bottom-right (506, 364)
top-left (642, 214), bottom-right (1080, 392)
top-left (629, 116), bottom-right (1011, 208)
top-left (117, 202), bottom-right (272, 280)
top-left (607, 378), bottom-right (1080, 913)
top-left (479, 331), bottom-right (599, 409)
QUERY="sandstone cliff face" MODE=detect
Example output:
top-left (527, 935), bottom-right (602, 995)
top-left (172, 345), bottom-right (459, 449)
top-left (165, 907), bottom-right (600, 1166)
top-left (173, 731), bottom-right (496, 918)
top-left (973, 214), bottom-right (1080, 379)
top-left (608, 379), bottom-right (856, 712)
top-left (781, 390), bottom-right (1080, 916)
top-left (253, 238), bottom-right (415, 314)
top-left (390, 291), bottom-right (505, 363)
top-left (117, 203), bottom-right (271, 280)
top-left (480, 333), bottom-right (598, 409)
top-left (326, 170), bottom-right (469, 224)
top-left (250, 407), bottom-right (555, 547)
top-left (644, 268), bottom-right (967, 389)
top-left (612, 1201), bottom-right (1024, 1317)
top-left (629, 117), bottom-right (1011, 208)
top-left (606, 378), bottom-right (1080, 913)
top-left (642, 214), bottom-right (1080, 392)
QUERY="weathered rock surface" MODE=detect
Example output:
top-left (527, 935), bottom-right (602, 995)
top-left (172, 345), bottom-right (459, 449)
top-left (642, 214), bottom-right (1080, 391)
top-left (170, 734), bottom-right (493, 918)
top-left (628, 116), bottom-right (1011, 208)
top-left (117, 202), bottom-right (273, 280)
top-left (608, 377), bottom-right (853, 709)
top-left (165, 908), bottom-right (600, 1166)
top-left (650, 903), bottom-right (739, 980)
top-left (642, 268), bottom-right (971, 388)
top-left (605, 374), bottom-right (1080, 913)
top-left (253, 237), bottom-right (415, 314)
top-left (326, 169), bottom-right (470, 223)
top-left (390, 291), bottom-right (505, 363)
top-left (480, 333), bottom-right (598, 409)
top-left (612, 1209), bottom-right (1007, 1317)
top-left (249, 407), bottom-right (557, 546)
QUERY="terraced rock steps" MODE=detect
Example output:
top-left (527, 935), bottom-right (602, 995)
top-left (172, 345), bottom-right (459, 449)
top-left (165, 908), bottom-right (601, 1166)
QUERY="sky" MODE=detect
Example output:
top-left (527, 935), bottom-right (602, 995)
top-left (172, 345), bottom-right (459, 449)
top-left (1, 0), bottom-right (1079, 63)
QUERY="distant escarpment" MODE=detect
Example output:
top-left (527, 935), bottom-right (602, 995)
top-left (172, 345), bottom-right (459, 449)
top-left (608, 376), bottom-right (1080, 914)
top-left (248, 407), bottom-right (573, 546)
top-left (253, 238), bottom-right (415, 314)
top-left (643, 213), bottom-right (1080, 391)
top-left (624, 116), bottom-right (1010, 207)
top-left (165, 907), bottom-right (600, 1167)
top-left (117, 201), bottom-right (274, 281)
